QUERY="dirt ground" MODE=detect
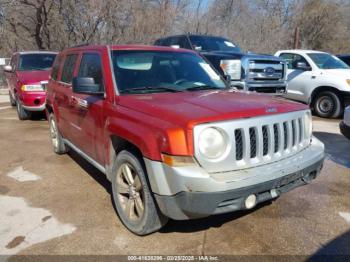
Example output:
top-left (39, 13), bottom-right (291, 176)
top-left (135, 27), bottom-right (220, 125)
top-left (0, 95), bottom-right (349, 260)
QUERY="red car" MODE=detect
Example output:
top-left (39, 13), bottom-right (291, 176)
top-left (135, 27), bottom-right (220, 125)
top-left (4, 51), bottom-right (57, 120)
top-left (46, 44), bottom-right (325, 235)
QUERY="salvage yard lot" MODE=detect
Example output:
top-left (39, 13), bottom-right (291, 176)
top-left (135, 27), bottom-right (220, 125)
top-left (0, 96), bottom-right (349, 257)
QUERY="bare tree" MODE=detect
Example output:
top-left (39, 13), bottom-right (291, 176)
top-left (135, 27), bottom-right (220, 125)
top-left (0, 0), bottom-right (349, 57)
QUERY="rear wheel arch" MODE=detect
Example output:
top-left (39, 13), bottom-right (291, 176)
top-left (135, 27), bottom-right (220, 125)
top-left (310, 86), bottom-right (343, 118)
top-left (310, 86), bottom-right (341, 105)
top-left (46, 104), bottom-right (53, 114)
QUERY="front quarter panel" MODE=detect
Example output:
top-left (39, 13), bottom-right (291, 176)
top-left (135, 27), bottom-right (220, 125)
top-left (105, 103), bottom-right (192, 161)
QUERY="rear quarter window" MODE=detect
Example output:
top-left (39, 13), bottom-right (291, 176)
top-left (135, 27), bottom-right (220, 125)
top-left (61, 54), bottom-right (78, 84)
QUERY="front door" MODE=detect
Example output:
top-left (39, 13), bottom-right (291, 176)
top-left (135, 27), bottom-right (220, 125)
top-left (68, 52), bottom-right (105, 163)
top-left (279, 53), bottom-right (313, 103)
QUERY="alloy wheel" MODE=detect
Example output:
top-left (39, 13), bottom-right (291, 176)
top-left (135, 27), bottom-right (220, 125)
top-left (116, 163), bottom-right (144, 221)
top-left (50, 119), bottom-right (59, 149)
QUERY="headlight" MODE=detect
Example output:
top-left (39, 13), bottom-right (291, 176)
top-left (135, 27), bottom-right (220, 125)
top-left (220, 60), bottom-right (241, 80)
top-left (346, 79), bottom-right (350, 86)
top-left (304, 111), bottom-right (313, 139)
top-left (21, 84), bottom-right (44, 92)
top-left (198, 127), bottom-right (228, 159)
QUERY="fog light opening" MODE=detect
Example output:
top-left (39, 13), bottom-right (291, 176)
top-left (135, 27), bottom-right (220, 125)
top-left (303, 171), bottom-right (317, 183)
top-left (245, 194), bottom-right (257, 209)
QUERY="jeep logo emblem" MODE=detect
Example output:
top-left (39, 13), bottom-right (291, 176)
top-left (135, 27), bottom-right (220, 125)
top-left (264, 67), bottom-right (275, 76)
top-left (266, 107), bottom-right (277, 113)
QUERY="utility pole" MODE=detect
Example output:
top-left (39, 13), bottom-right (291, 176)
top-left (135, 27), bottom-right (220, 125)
top-left (293, 27), bottom-right (300, 49)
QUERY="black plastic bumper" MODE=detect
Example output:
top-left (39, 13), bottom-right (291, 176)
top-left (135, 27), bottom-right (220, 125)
top-left (341, 91), bottom-right (350, 107)
top-left (154, 159), bottom-right (324, 220)
top-left (340, 121), bottom-right (350, 140)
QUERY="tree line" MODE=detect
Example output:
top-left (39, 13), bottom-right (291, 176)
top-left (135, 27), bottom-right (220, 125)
top-left (0, 0), bottom-right (349, 57)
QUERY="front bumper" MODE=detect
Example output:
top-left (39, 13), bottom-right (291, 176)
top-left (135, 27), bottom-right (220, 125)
top-left (340, 91), bottom-right (350, 107)
top-left (145, 137), bottom-right (324, 220)
top-left (231, 80), bottom-right (287, 94)
top-left (340, 121), bottom-right (350, 140)
top-left (22, 103), bottom-right (46, 112)
top-left (19, 91), bottom-right (46, 111)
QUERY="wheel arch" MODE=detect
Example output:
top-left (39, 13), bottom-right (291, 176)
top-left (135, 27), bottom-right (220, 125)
top-left (310, 86), bottom-right (342, 106)
top-left (105, 135), bottom-right (145, 181)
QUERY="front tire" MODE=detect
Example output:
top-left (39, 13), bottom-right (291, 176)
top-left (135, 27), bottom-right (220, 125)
top-left (16, 100), bottom-right (30, 120)
top-left (111, 150), bottom-right (168, 235)
top-left (49, 114), bottom-right (67, 154)
top-left (313, 91), bottom-right (342, 118)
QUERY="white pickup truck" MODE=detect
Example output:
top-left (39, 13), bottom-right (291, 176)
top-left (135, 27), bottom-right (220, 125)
top-left (275, 50), bottom-right (350, 118)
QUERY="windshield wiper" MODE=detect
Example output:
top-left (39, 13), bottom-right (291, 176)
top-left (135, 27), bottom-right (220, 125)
top-left (121, 86), bottom-right (182, 93)
top-left (185, 85), bottom-right (223, 91)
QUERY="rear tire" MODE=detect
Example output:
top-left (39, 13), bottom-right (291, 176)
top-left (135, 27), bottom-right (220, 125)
top-left (313, 91), bottom-right (342, 118)
top-left (49, 114), bottom-right (67, 154)
top-left (9, 92), bottom-right (16, 106)
top-left (111, 149), bottom-right (168, 235)
top-left (16, 100), bottom-right (30, 120)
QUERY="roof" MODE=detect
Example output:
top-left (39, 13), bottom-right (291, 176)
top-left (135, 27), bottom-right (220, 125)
top-left (63, 44), bottom-right (196, 54)
top-left (277, 49), bottom-right (328, 55)
top-left (337, 54), bottom-right (350, 58)
top-left (15, 51), bottom-right (58, 55)
top-left (157, 34), bottom-right (230, 39)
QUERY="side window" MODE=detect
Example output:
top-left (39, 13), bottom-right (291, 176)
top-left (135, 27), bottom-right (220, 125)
top-left (169, 37), bottom-right (181, 47)
top-left (154, 39), bottom-right (163, 46)
top-left (343, 57), bottom-right (350, 66)
top-left (280, 53), bottom-right (310, 70)
top-left (162, 38), bottom-right (171, 46)
top-left (51, 55), bottom-right (62, 80)
top-left (78, 53), bottom-right (104, 91)
top-left (179, 36), bottom-right (191, 49)
top-left (61, 54), bottom-right (78, 84)
top-left (279, 53), bottom-right (294, 69)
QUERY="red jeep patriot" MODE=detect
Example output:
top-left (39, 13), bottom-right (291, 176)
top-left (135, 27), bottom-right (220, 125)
top-left (5, 51), bottom-right (57, 120)
top-left (46, 45), bottom-right (325, 235)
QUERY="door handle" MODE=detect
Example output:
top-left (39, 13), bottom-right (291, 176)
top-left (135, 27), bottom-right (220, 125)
top-left (71, 96), bottom-right (89, 109)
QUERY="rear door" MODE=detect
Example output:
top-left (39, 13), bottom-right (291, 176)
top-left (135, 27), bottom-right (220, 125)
top-left (54, 53), bottom-right (79, 138)
top-left (68, 52), bottom-right (105, 162)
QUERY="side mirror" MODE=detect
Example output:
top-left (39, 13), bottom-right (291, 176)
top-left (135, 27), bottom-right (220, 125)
top-left (194, 46), bottom-right (202, 51)
top-left (3, 65), bottom-right (13, 72)
top-left (295, 62), bottom-right (311, 71)
top-left (72, 77), bottom-right (104, 95)
top-left (224, 74), bottom-right (231, 82)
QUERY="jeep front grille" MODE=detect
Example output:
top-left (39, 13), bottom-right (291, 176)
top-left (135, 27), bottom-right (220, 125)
top-left (234, 118), bottom-right (305, 162)
top-left (194, 110), bottom-right (311, 173)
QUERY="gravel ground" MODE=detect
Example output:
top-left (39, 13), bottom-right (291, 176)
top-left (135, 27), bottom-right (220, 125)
top-left (0, 95), bottom-right (349, 260)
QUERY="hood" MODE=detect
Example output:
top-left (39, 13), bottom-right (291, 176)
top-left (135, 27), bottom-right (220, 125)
top-left (200, 51), bottom-right (284, 62)
top-left (16, 70), bottom-right (51, 85)
top-left (319, 69), bottom-right (350, 79)
top-left (118, 90), bottom-right (308, 128)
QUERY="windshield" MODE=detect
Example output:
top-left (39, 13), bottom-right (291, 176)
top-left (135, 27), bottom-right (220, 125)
top-left (18, 53), bottom-right (56, 71)
top-left (189, 36), bottom-right (242, 53)
top-left (111, 50), bottom-right (227, 94)
top-left (307, 53), bottom-right (349, 69)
